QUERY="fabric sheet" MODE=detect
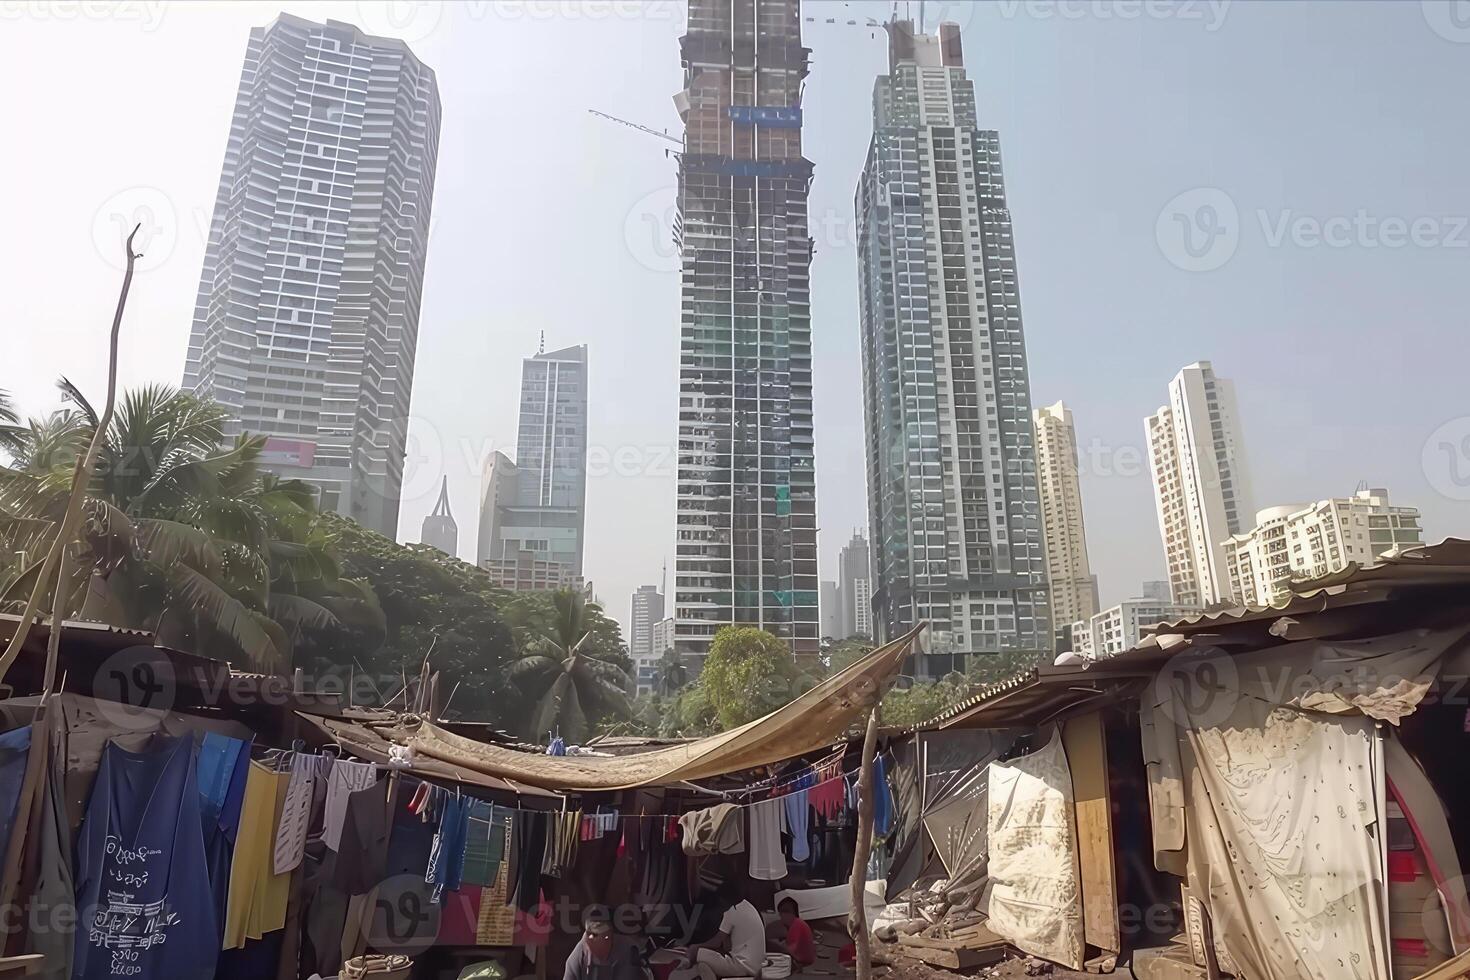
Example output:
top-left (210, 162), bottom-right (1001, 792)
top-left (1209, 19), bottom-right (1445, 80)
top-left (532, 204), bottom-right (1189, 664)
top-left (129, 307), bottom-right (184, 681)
top-left (983, 730), bottom-right (1085, 971)
top-left (748, 798), bottom-right (786, 880)
top-left (781, 771), bottom-right (812, 863)
top-left (0, 724), bottom-right (32, 864)
top-left (223, 761), bottom-right (292, 948)
top-left (679, 803), bottom-right (744, 855)
top-left (1179, 698), bottom-right (1390, 980)
top-left (272, 753), bottom-right (321, 874)
top-left (323, 759), bottom-right (377, 852)
top-left (73, 732), bottom-right (218, 980)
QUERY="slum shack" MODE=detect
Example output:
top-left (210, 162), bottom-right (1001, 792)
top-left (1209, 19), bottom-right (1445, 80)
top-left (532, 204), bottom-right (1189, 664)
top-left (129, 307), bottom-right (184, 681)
top-left (873, 539), bottom-right (1470, 980)
top-left (0, 614), bottom-right (926, 980)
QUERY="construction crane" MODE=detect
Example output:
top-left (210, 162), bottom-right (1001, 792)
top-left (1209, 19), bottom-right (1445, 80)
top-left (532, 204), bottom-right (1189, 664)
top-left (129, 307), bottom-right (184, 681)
top-left (587, 109), bottom-right (681, 146)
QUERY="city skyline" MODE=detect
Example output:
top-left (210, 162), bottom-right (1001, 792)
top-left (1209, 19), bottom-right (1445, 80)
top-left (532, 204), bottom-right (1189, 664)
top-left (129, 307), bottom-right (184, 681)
top-left (5, 3), bottom-right (1468, 646)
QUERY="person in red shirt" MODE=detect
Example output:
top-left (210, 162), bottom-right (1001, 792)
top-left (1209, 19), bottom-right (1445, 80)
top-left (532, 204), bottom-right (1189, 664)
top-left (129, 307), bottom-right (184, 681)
top-left (770, 898), bottom-right (815, 968)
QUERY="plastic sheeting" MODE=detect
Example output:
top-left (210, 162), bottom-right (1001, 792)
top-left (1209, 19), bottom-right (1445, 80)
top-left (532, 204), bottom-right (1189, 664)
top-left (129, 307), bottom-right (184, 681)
top-left (982, 731), bottom-right (1085, 971)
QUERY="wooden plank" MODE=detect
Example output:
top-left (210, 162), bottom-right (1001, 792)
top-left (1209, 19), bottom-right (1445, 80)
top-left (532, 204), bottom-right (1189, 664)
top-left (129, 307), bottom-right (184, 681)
top-left (892, 944), bottom-right (1007, 971)
top-left (0, 954), bottom-right (45, 976)
top-left (1063, 710), bottom-right (1120, 954)
top-left (1416, 948), bottom-right (1470, 980)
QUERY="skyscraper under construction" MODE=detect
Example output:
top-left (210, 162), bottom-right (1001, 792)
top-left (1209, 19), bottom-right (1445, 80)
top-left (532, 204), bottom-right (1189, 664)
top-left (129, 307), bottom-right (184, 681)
top-left (672, 0), bottom-right (819, 665)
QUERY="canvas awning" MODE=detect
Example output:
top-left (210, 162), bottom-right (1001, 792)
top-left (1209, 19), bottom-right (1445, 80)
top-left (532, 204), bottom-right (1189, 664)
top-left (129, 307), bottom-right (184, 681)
top-left (384, 624), bottom-right (925, 791)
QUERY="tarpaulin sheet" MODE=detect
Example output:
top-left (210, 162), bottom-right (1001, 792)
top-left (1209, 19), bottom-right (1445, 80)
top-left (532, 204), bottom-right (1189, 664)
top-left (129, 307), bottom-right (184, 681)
top-left (982, 730), bottom-right (1085, 971)
top-left (394, 625), bottom-right (923, 791)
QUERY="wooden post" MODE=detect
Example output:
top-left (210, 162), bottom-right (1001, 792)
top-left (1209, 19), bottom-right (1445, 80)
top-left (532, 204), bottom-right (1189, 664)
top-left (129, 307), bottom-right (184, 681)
top-left (848, 705), bottom-right (881, 980)
top-left (0, 224), bottom-right (142, 683)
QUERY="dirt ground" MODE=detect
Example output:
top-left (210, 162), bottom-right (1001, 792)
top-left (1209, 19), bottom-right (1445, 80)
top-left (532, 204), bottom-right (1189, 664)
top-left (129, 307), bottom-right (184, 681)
top-left (791, 921), bottom-right (1093, 980)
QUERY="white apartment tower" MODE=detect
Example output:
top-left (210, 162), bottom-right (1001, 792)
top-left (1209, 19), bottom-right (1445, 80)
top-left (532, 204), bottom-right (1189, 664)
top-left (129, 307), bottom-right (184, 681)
top-left (1146, 362), bottom-right (1253, 608)
top-left (183, 14), bottom-right (440, 539)
top-left (857, 21), bottom-right (1050, 677)
top-left (630, 585), bottom-right (666, 661)
top-left (1224, 488), bottom-right (1422, 605)
top-left (1034, 402), bottom-right (1099, 636)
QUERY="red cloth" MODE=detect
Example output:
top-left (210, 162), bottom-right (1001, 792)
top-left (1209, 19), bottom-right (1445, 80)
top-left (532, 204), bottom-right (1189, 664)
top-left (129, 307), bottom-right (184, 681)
top-left (784, 917), bottom-right (816, 966)
top-left (438, 884), bottom-right (483, 945)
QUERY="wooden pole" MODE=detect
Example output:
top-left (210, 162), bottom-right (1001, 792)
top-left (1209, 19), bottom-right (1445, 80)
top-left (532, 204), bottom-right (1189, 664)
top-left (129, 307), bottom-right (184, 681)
top-left (848, 705), bottom-right (881, 980)
top-left (0, 224), bottom-right (142, 683)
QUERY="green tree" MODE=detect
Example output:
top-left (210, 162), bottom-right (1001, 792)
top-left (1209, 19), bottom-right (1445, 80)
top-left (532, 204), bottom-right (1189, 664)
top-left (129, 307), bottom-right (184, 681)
top-left (303, 512), bottom-right (514, 722)
top-left (824, 635), bottom-right (875, 675)
top-left (660, 684), bottom-right (716, 737)
top-left (0, 383), bottom-right (369, 671)
top-left (654, 646), bottom-right (688, 696)
top-left (0, 389), bottom-right (24, 457)
top-left (699, 626), bottom-right (813, 730)
top-left (507, 589), bottom-right (633, 743)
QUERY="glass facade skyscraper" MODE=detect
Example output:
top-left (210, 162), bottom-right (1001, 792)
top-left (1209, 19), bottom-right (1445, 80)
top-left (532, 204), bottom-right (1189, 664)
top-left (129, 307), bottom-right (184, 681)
top-left (856, 21), bottom-right (1050, 677)
top-left (672, 0), bottom-right (820, 664)
top-left (183, 14), bottom-right (440, 539)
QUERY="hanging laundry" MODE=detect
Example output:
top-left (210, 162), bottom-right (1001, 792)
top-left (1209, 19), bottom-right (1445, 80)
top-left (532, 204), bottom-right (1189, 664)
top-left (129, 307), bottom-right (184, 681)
top-left (781, 769), bottom-right (813, 863)
top-left (73, 732), bottom-right (218, 980)
top-left (508, 810), bottom-right (546, 913)
top-left (477, 821), bottom-right (516, 944)
top-left (0, 725), bottom-right (32, 863)
top-left (873, 754), bottom-right (894, 837)
top-left (332, 774), bottom-right (390, 896)
top-left (461, 803), bottom-right (507, 887)
top-left (272, 753), bottom-right (323, 874)
top-left (197, 733), bottom-right (250, 947)
top-left (808, 772), bottom-right (846, 819)
top-left (748, 797), bottom-right (787, 880)
top-left (322, 759), bottom-right (377, 852)
top-left (678, 803), bottom-right (744, 855)
top-left (33, 742), bottom-right (75, 980)
top-left (223, 760), bottom-right (292, 949)
top-left (426, 794), bottom-right (471, 898)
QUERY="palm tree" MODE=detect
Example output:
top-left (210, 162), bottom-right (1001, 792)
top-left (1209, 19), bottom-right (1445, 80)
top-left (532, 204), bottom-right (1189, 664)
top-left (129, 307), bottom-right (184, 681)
top-left (508, 589), bottom-right (633, 743)
top-left (0, 389), bottom-right (25, 457)
top-left (0, 382), bottom-right (380, 672)
top-left (654, 646), bottom-right (687, 696)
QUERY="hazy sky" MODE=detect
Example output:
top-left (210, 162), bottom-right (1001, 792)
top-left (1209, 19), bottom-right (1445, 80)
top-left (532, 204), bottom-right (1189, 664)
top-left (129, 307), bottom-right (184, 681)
top-left (2, 1), bottom-right (1468, 645)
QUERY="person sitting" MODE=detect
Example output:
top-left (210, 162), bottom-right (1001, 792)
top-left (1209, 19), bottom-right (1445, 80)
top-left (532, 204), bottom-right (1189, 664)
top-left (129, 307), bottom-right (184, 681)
top-left (768, 898), bottom-right (814, 968)
top-left (684, 882), bottom-right (765, 978)
top-left (565, 905), bottom-right (644, 980)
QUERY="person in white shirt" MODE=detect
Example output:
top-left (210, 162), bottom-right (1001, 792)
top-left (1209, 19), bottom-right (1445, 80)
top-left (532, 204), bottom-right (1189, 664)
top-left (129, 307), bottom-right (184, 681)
top-left (685, 883), bottom-right (765, 978)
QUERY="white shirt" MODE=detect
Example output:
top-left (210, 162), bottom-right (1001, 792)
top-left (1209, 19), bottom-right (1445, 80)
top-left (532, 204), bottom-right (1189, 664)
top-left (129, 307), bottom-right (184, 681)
top-left (719, 900), bottom-right (766, 974)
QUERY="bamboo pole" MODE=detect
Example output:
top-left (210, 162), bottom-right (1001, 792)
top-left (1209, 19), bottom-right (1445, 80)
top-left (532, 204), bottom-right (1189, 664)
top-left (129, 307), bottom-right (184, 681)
top-left (847, 705), bottom-right (881, 980)
top-left (0, 224), bottom-right (142, 683)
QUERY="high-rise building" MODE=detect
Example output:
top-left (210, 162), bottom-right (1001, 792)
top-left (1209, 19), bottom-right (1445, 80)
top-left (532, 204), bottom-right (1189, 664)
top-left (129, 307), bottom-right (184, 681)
top-left (672, 0), bottom-right (819, 666)
top-left (1069, 597), bottom-right (1200, 660)
top-left (421, 476), bottom-right (458, 556)
top-left (1146, 361), bottom-right (1253, 608)
top-left (1223, 488), bottom-right (1422, 606)
top-left (1034, 402), bottom-right (1099, 639)
top-left (1140, 580), bottom-right (1171, 602)
top-left (477, 345), bottom-right (589, 582)
top-left (836, 530), bottom-right (872, 639)
top-left (856, 21), bottom-right (1050, 677)
top-left (820, 581), bottom-right (841, 640)
top-left (630, 585), bottom-right (665, 660)
top-left (183, 14), bottom-right (440, 539)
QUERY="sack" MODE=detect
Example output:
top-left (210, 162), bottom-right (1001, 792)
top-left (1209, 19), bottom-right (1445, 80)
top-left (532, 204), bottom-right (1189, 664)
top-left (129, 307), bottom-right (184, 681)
top-left (343, 954), bottom-right (413, 980)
